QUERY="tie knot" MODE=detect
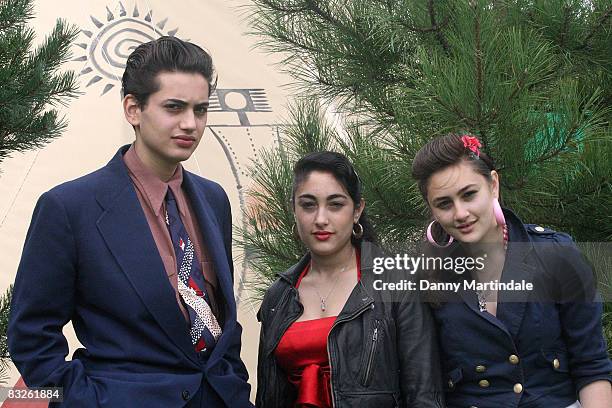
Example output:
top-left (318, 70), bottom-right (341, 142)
top-left (165, 188), bottom-right (176, 203)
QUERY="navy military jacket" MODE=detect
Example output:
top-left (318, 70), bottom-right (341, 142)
top-left (432, 209), bottom-right (611, 408)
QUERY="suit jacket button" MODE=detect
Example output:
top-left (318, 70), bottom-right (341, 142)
top-left (182, 390), bottom-right (191, 401)
top-left (448, 379), bottom-right (454, 389)
top-left (553, 358), bottom-right (560, 369)
top-left (508, 354), bottom-right (520, 364)
top-left (478, 379), bottom-right (490, 388)
top-left (513, 383), bottom-right (523, 394)
top-left (475, 365), bottom-right (486, 373)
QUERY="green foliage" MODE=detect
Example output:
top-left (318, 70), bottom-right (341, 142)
top-left (0, 286), bottom-right (12, 384)
top-left (246, 0), bottom-right (612, 344)
top-left (0, 0), bottom-right (80, 164)
top-left (248, 0), bottom-right (612, 240)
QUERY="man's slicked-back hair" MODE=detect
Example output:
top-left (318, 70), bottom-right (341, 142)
top-left (121, 36), bottom-right (217, 107)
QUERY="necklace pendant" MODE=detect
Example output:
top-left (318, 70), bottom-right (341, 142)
top-left (320, 300), bottom-right (326, 312)
top-left (477, 291), bottom-right (487, 312)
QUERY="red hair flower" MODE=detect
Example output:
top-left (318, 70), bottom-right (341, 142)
top-left (461, 135), bottom-right (482, 157)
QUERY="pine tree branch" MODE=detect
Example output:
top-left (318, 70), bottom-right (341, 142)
top-left (528, 179), bottom-right (610, 208)
top-left (371, 184), bottom-right (401, 217)
top-left (305, 0), bottom-right (343, 29)
top-left (526, 125), bottom-right (575, 166)
top-left (0, 0), bottom-right (32, 32)
top-left (507, 70), bottom-right (528, 103)
top-left (577, 6), bottom-right (612, 50)
top-left (400, 16), bottom-right (450, 33)
top-left (499, 121), bottom-right (578, 174)
top-left (557, 5), bottom-right (571, 50)
top-left (0, 285), bottom-right (12, 378)
top-left (433, 96), bottom-right (477, 127)
top-left (427, 0), bottom-right (450, 54)
top-left (272, 32), bottom-right (321, 54)
top-left (473, 2), bottom-right (485, 147)
top-left (253, 0), bottom-right (311, 15)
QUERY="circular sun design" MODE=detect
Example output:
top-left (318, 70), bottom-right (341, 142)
top-left (73, 1), bottom-right (180, 96)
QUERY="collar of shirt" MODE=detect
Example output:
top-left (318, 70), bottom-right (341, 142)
top-left (123, 144), bottom-right (186, 217)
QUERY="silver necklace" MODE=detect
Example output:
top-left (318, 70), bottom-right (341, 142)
top-left (313, 268), bottom-right (344, 311)
top-left (476, 229), bottom-right (508, 312)
top-left (311, 252), bottom-right (353, 312)
top-left (477, 290), bottom-right (489, 312)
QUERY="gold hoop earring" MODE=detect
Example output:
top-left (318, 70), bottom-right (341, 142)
top-left (352, 223), bottom-right (364, 239)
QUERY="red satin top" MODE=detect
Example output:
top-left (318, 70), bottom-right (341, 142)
top-left (275, 315), bottom-right (335, 407)
top-left (274, 253), bottom-right (361, 408)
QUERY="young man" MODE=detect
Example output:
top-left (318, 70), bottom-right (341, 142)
top-left (8, 37), bottom-right (253, 407)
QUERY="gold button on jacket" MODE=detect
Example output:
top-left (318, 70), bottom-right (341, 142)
top-left (553, 358), bottom-right (560, 369)
top-left (475, 365), bottom-right (486, 373)
top-left (508, 354), bottom-right (520, 364)
top-left (513, 383), bottom-right (523, 394)
top-left (478, 379), bottom-right (490, 388)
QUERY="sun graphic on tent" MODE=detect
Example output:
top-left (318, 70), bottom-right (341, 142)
top-left (73, 2), bottom-right (180, 96)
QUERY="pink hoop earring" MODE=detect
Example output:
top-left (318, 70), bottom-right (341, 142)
top-left (493, 198), bottom-right (509, 248)
top-left (493, 198), bottom-right (506, 227)
top-left (427, 220), bottom-right (454, 248)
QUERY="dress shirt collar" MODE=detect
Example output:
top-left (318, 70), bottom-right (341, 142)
top-left (123, 144), bottom-right (185, 217)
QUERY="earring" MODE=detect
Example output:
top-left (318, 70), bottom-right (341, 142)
top-left (352, 222), bottom-right (364, 239)
top-left (493, 198), bottom-right (506, 227)
top-left (292, 224), bottom-right (298, 237)
top-left (493, 198), bottom-right (509, 248)
top-left (426, 220), bottom-right (454, 247)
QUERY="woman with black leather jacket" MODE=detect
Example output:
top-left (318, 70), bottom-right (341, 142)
top-left (256, 151), bottom-right (444, 408)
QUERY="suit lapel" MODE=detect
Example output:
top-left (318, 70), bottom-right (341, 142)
top-left (95, 148), bottom-right (198, 364)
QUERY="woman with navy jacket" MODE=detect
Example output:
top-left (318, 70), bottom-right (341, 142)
top-left (411, 133), bottom-right (611, 407)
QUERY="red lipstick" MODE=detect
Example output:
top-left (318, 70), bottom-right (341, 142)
top-left (313, 231), bottom-right (333, 241)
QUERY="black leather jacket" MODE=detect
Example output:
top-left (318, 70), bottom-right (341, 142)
top-left (256, 244), bottom-right (445, 407)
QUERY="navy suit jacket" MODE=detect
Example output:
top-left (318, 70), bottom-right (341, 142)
top-left (8, 146), bottom-right (253, 407)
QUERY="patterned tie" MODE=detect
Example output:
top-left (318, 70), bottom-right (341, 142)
top-left (164, 188), bottom-right (222, 352)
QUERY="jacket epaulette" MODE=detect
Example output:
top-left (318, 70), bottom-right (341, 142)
top-left (525, 224), bottom-right (574, 244)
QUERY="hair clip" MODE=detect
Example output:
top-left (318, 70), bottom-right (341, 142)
top-left (461, 135), bottom-right (482, 157)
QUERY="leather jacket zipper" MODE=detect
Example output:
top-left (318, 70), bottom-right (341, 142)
top-left (362, 325), bottom-right (379, 386)
top-left (327, 296), bottom-right (374, 407)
